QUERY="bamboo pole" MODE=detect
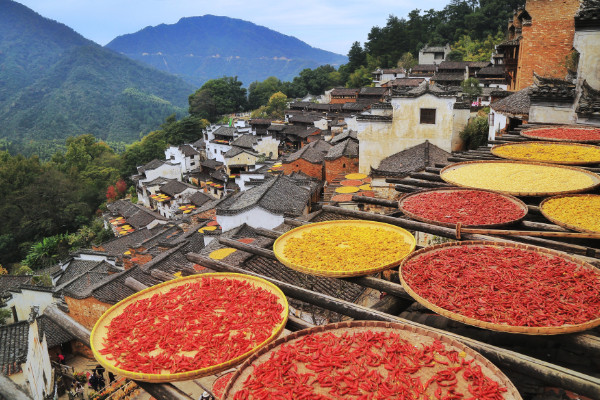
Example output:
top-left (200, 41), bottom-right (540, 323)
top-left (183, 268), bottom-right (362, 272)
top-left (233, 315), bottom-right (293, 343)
top-left (187, 254), bottom-right (600, 399)
top-left (350, 195), bottom-right (398, 208)
top-left (456, 224), bottom-right (600, 240)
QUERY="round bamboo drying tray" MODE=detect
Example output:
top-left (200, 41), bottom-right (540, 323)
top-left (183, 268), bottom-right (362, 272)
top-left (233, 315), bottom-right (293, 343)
top-left (90, 273), bottom-right (288, 383)
top-left (491, 141), bottom-right (600, 165)
top-left (212, 371), bottom-right (235, 399)
top-left (440, 160), bottom-right (600, 196)
top-left (520, 125), bottom-right (600, 143)
top-left (540, 194), bottom-right (600, 234)
top-left (399, 241), bottom-right (600, 335)
top-left (398, 188), bottom-right (528, 229)
top-left (273, 220), bottom-right (416, 278)
top-left (223, 320), bottom-right (522, 399)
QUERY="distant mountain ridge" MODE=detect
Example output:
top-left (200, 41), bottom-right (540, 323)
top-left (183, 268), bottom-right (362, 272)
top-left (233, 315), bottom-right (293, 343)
top-left (106, 15), bottom-right (348, 86)
top-left (0, 0), bottom-right (195, 146)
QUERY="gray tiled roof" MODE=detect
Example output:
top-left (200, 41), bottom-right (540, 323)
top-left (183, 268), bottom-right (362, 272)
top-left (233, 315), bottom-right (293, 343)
top-left (491, 87), bottom-right (532, 116)
top-left (201, 159), bottom-right (224, 169)
top-left (160, 180), bottom-right (194, 197)
top-left (477, 65), bottom-right (506, 76)
top-left (359, 87), bottom-right (388, 96)
top-left (411, 64), bottom-right (437, 72)
top-left (432, 73), bottom-right (465, 82)
top-left (99, 226), bottom-right (165, 256)
top-left (331, 88), bottom-right (359, 96)
top-left (231, 134), bottom-right (258, 149)
top-left (107, 200), bottom-right (165, 229)
top-left (213, 126), bottom-right (237, 137)
top-left (393, 81), bottom-right (457, 98)
top-left (330, 131), bottom-right (358, 145)
top-left (373, 141), bottom-right (450, 177)
top-left (438, 61), bottom-right (470, 70)
top-left (575, 0), bottom-right (600, 24)
top-left (325, 139), bottom-right (359, 161)
top-left (530, 74), bottom-right (576, 102)
top-left (384, 78), bottom-right (425, 87)
top-left (37, 315), bottom-right (75, 349)
top-left (224, 146), bottom-right (258, 159)
top-left (285, 142), bottom-right (327, 164)
top-left (192, 138), bottom-right (205, 149)
top-left (0, 276), bottom-right (32, 298)
top-left (190, 191), bottom-right (215, 207)
top-left (179, 144), bottom-right (200, 157)
top-left (139, 159), bottom-right (165, 173)
top-left (0, 321), bottom-right (29, 375)
top-left (55, 259), bottom-right (102, 286)
top-left (420, 46), bottom-right (447, 53)
top-left (217, 175), bottom-right (309, 217)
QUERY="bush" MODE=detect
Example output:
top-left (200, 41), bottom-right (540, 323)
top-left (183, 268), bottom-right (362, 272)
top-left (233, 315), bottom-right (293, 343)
top-left (460, 116), bottom-right (489, 150)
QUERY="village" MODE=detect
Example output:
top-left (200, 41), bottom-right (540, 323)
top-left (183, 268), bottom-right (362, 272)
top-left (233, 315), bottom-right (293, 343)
top-left (1, 1), bottom-right (600, 399)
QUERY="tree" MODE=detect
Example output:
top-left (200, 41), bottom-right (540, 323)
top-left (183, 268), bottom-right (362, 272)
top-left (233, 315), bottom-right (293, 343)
top-left (251, 92), bottom-right (288, 120)
top-left (106, 185), bottom-right (118, 202)
top-left (397, 52), bottom-right (417, 71)
top-left (346, 66), bottom-right (372, 88)
top-left (248, 77), bottom-right (288, 110)
top-left (188, 77), bottom-right (247, 122)
top-left (0, 309), bottom-right (11, 326)
top-left (290, 65), bottom-right (342, 97)
top-left (115, 179), bottom-right (127, 195)
top-left (460, 116), bottom-right (489, 150)
top-left (346, 42), bottom-right (367, 73)
top-left (461, 78), bottom-right (483, 102)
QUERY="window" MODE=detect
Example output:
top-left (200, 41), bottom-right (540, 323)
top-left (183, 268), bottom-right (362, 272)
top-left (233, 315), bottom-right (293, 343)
top-left (214, 149), bottom-right (217, 154)
top-left (420, 108), bottom-right (436, 124)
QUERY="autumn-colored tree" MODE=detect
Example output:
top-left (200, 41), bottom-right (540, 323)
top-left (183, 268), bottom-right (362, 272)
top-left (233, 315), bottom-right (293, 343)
top-left (116, 179), bottom-right (127, 195)
top-left (106, 185), bottom-right (118, 202)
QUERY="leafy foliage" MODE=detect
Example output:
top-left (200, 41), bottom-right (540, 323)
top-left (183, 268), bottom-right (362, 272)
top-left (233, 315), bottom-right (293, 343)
top-left (251, 92), bottom-right (288, 119)
top-left (460, 116), bottom-right (489, 150)
top-left (189, 77), bottom-right (247, 122)
top-left (288, 65), bottom-right (343, 97)
top-left (0, 309), bottom-right (11, 326)
top-left (461, 78), bottom-right (483, 101)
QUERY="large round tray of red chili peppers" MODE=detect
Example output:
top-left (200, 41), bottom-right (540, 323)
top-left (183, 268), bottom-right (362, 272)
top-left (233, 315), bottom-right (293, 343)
top-left (400, 241), bottom-right (600, 335)
top-left (222, 320), bottom-right (522, 400)
top-left (398, 188), bottom-right (528, 228)
top-left (90, 273), bottom-right (288, 382)
top-left (520, 126), bottom-right (600, 143)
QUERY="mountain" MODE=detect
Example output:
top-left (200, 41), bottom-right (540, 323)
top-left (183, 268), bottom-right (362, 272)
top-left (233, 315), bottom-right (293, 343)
top-left (106, 15), bottom-right (348, 86)
top-left (0, 0), bottom-right (196, 147)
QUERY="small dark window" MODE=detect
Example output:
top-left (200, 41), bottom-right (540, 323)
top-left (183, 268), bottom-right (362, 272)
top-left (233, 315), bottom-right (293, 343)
top-left (420, 108), bottom-right (436, 124)
top-left (343, 163), bottom-right (346, 168)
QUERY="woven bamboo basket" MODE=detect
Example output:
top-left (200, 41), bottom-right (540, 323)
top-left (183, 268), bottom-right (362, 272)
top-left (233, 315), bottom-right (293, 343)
top-left (212, 371), bottom-right (235, 399)
top-left (490, 141), bottom-right (600, 165)
top-left (520, 125), bottom-right (600, 143)
top-left (90, 273), bottom-right (288, 383)
top-left (273, 219), bottom-right (416, 278)
top-left (440, 160), bottom-right (600, 196)
top-left (540, 194), bottom-right (600, 234)
top-left (398, 187), bottom-right (528, 229)
top-left (399, 241), bottom-right (600, 335)
top-left (222, 320), bottom-right (522, 399)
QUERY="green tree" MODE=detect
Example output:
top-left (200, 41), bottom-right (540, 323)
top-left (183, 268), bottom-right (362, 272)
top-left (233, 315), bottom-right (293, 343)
top-left (397, 52), bottom-right (417, 71)
top-left (346, 66), bottom-right (372, 88)
top-left (461, 78), bottom-right (483, 102)
top-left (248, 77), bottom-right (288, 110)
top-left (0, 309), bottom-right (12, 326)
top-left (346, 42), bottom-right (367, 73)
top-left (460, 116), bottom-right (489, 150)
top-left (251, 92), bottom-right (288, 119)
top-left (290, 65), bottom-right (342, 97)
top-left (188, 77), bottom-right (247, 122)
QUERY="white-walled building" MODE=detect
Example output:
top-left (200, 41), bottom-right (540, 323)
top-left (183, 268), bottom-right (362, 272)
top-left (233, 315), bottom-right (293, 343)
top-left (165, 144), bottom-right (201, 175)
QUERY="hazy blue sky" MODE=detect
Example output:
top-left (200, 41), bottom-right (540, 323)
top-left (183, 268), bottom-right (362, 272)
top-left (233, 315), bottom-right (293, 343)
top-left (16, 0), bottom-right (449, 55)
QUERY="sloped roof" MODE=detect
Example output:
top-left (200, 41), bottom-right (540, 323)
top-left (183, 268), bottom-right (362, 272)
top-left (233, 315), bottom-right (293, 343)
top-left (224, 146), bottom-right (259, 159)
top-left (575, 0), bottom-right (600, 26)
top-left (491, 87), bottom-right (532, 116)
top-left (217, 175), bottom-right (310, 217)
top-left (285, 140), bottom-right (331, 164)
top-left (0, 321), bottom-right (28, 375)
top-left (98, 226), bottom-right (165, 256)
top-left (477, 65), bottom-right (506, 76)
top-left (91, 266), bottom-right (162, 305)
top-left (212, 126), bottom-right (236, 137)
top-left (438, 61), bottom-right (470, 70)
top-left (359, 87), bottom-right (389, 96)
top-left (288, 114), bottom-right (322, 124)
top-left (201, 159), bottom-right (224, 169)
top-left (330, 131), bottom-right (358, 145)
top-left (231, 134), bottom-right (259, 149)
top-left (432, 73), bottom-right (465, 82)
top-left (393, 81), bottom-right (457, 98)
top-left (411, 64), bottom-right (437, 72)
top-left (160, 180), bottom-right (195, 197)
top-left (577, 81), bottom-right (600, 116)
top-left (250, 118), bottom-right (273, 125)
top-left (191, 138), bottom-right (205, 149)
top-left (55, 259), bottom-right (102, 286)
top-left (107, 200), bottom-right (165, 229)
top-left (190, 191), bottom-right (215, 207)
top-left (179, 144), bottom-right (200, 157)
top-left (420, 46), bottom-right (447, 53)
top-left (0, 276), bottom-right (32, 298)
top-left (383, 78), bottom-right (425, 88)
top-left (331, 88), bottom-right (359, 96)
top-left (139, 159), bottom-right (165, 173)
top-left (373, 141), bottom-right (450, 177)
top-left (36, 315), bottom-right (75, 349)
top-left (325, 139), bottom-right (359, 161)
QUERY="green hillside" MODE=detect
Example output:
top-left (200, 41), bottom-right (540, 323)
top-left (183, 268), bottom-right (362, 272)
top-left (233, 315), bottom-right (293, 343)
top-left (0, 0), bottom-right (196, 148)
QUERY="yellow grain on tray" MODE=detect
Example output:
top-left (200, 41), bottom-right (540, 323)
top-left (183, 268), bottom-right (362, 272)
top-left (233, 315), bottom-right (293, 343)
top-left (492, 142), bottom-right (600, 164)
top-left (282, 226), bottom-right (411, 272)
top-left (335, 186), bottom-right (359, 193)
top-left (542, 195), bottom-right (600, 233)
top-left (442, 163), bottom-right (596, 194)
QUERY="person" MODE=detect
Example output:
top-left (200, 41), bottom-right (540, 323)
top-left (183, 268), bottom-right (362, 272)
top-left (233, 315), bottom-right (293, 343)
top-left (88, 372), bottom-right (99, 392)
top-left (57, 352), bottom-right (65, 364)
top-left (75, 381), bottom-right (84, 400)
top-left (67, 383), bottom-right (76, 400)
top-left (107, 371), bottom-right (116, 384)
top-left (200, 391), bottom-right (214, 400)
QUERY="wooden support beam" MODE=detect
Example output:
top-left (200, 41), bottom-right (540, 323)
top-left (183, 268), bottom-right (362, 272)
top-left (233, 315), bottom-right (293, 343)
top-left (409, 172), bottom-right (445, 182)
top-left (350, 195), bottom-right (398, 208)
top-left (44, 305), bottom-right (193, 400)
top-left (394, 184), bottom-right (421, 193)
top-left (399, 177), bottom-right (451, 188)
top-left (124, 277), bottom-right (150, 293)
top-left (186, 254), bottom-right (600, 399)
top-left (255, 228), bottom-right (282, 239)
top-left (150, 269), bottom-right (176, 282)
top-left (283, 217), bottom-right (305, 227)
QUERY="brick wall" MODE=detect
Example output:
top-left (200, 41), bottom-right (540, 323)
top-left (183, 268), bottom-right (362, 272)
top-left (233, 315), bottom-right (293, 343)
top-left (283, 159), bottom-right (324, 180)
top-left (65, 296), bottom-right (110, 331)
top-left (516, 0), bottom-right (580, 90)
top-left (324, 157), bottom-right (359, 183)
